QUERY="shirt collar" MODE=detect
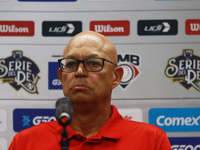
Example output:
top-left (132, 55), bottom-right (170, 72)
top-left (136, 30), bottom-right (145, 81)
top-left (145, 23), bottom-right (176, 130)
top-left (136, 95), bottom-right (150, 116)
top-left (55, 105), bottom-right (123, 141)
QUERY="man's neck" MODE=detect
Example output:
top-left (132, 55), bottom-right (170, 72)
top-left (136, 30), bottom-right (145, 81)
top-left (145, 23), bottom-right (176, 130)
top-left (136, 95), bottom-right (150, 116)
top-left (70, 104), bottom-right (112, 138)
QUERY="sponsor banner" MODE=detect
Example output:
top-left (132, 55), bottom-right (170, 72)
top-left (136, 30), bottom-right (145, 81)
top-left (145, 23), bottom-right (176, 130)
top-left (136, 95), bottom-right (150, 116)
top-left (13, 109), bottom-right (56, 132)
top-left (18, 0), bottom-right (76, 1)
top-left (118, 108), bottom-right (143, 122)
top-left (149, 108), bottom-right (200, 132)
top-left (118, 54), bottom-right (140, 89)
top-left (155, 0), bottom-right (200, 1)
top-left (186, 19), bottom-right (200, 35)
top-left (138, 20), bottom-right (178, 35)
top-left (165, 49), bottom-right (200, 92)
top-left (0, 138), bottom-right (7, 150)
top-left (90, 20), bottom-right (130, 36)
top-left (169, 137), bottom-right (200, 150)
top-left (0, 50), bottom-right (40, 94)
top-left (0, 21), bottom-right (34, 36)
top-left (48, 62), bottom-right (62, 89)
top-left (42, 21), bottom-right (82, 37)
top-left (0, 109), bottom-right (7, 132)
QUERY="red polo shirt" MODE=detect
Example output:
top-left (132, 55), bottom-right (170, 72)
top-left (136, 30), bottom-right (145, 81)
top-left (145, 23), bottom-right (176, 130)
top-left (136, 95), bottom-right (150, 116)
top-left (8, 105), bottom-right (172, 150)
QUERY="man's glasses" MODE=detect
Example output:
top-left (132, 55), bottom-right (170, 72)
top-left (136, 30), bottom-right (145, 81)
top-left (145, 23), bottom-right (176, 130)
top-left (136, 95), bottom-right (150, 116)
top-left (58, 57), bottom-right (118, 72)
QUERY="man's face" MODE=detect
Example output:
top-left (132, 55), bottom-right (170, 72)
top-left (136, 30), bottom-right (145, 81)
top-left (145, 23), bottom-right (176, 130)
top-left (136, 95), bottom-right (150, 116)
top-left (59, 37), bottom-right (116, 105)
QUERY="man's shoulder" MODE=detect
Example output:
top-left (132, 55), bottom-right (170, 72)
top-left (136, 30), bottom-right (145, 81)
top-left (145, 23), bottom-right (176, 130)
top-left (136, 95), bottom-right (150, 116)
top-left (15, 121), bottom-right (58, 138)
top-left (121, 119), bottom-right (166, 136)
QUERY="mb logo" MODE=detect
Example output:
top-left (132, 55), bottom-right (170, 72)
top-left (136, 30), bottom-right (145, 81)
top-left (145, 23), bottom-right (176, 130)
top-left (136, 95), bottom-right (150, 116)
top-left (118, 54), bottom-right (141, 89)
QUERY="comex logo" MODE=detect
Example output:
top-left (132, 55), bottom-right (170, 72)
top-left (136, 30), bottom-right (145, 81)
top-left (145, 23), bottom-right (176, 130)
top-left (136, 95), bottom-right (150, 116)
top-left (165, 49), bottom-right (200, 92)
top-left (171, 145), bottom-right (200, 150)
top-left (156, 116), bottom-right (200, 126)
top-left (149, 108), bottom-right (200, 132)
top-left (118, 54), bottom-right (140, 89)
top-left (0, 50), bottom-right (40, 94)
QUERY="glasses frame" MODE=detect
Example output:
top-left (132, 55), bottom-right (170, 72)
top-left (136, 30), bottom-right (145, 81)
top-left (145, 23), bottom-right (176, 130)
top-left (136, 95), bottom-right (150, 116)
top-left (58, 57), bottom-right (118, 73)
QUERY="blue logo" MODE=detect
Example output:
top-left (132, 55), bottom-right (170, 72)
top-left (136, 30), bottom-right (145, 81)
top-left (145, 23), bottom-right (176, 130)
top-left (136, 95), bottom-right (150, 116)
top-left (149, 108), bottom-right (200, 132)
top-left (169, 137), bottom-right (200, 150)
top-left (22, 116), bottom-right (30, 127)
top-left (13, 109), bottom-right (56, 132)
top-left (18, 0), bottom-right (76, 1)
top-left (48, 62), bottom-right (62, 89)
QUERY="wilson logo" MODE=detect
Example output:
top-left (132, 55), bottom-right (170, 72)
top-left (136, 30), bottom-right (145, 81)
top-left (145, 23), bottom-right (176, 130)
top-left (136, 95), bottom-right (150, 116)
top-left (186, 19), bottom-right (200, 35)
top-left (0, 21), bottom-right (34, 36)
top-left (90, 20), bottom-right (130, 36)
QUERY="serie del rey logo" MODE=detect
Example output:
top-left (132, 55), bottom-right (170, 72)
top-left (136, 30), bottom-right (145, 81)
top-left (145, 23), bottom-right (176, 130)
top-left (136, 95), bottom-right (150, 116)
top-left (0, 50), bottom-right (40, 94)
top-left (165, 49), bottom-right (200, 92)
top-left (118, 54), bottom-right (140, 89)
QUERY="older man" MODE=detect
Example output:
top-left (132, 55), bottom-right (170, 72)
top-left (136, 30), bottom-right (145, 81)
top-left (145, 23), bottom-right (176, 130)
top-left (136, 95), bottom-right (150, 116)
top-left (9, 31), bottom-right (172, 150)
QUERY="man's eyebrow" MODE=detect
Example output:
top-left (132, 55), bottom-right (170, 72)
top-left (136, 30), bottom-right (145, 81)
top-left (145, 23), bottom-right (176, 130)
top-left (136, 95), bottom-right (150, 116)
top-left (65, 54), bottom-right (100, 59)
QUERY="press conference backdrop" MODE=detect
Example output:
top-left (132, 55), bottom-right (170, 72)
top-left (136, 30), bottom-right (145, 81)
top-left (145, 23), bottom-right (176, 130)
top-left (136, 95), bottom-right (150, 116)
top-left (0, 0), bottom-right (200, 149)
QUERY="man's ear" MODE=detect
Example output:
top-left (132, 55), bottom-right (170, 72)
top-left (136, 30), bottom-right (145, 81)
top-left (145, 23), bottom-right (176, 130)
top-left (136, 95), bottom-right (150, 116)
top-left (112, 67), bottom-right (124, 89)
top-left (57, 68), bottom-right (63, 83)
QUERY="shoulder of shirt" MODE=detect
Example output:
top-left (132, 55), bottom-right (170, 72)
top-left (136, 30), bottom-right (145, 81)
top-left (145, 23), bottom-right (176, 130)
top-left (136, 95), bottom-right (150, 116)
top-left (120, 119), bottom-right (166, 137)
top-left (14, 121), bottom-right (57, 139)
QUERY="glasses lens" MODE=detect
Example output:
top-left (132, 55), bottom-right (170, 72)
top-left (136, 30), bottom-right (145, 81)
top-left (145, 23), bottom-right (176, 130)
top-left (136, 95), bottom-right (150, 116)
top-left (85, 58), bottom-right (103, 71)
top-left (61, 59), bottom-right (78, 72)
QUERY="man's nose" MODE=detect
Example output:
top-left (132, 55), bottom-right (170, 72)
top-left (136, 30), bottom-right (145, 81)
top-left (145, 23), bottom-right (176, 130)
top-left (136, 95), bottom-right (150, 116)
top-left (75, 62), bottom-right (87, 77)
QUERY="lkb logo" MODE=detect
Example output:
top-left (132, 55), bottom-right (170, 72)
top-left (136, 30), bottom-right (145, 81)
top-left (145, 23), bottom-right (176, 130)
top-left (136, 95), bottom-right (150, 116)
top-left (0, 50), bottom-right (40, 94)
top-left (165, 49), bottom-right (200, 92)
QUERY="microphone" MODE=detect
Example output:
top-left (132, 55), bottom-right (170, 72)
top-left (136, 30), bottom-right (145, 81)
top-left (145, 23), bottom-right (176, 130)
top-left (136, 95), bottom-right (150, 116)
top-left (55, 97), bottom-right (74, 127)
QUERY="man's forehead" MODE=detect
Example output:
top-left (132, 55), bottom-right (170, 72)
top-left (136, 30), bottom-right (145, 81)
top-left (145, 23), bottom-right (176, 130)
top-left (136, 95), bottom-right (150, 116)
top-left (63, 47), bottom-right (107, 58)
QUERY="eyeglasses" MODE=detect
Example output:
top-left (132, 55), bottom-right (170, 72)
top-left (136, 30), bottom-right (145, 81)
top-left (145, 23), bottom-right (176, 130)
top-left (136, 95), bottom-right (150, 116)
top-left (58, 57), bottom-right (118, 72)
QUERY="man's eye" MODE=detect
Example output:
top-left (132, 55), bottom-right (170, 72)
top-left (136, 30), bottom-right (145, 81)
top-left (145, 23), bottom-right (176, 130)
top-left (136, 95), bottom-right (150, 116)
top-left (66, 61), bottom-right (76, 67)
top-left (89, 61), bottom-right (98, 65)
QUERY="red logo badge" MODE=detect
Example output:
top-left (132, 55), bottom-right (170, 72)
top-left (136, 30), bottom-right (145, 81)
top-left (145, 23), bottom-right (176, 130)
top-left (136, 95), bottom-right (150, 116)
top-left (90, 20), bottom-right (130, 36)
top-left (186, 19), bottom-right (200, 35)
top-left (0, 21), bottom-right (34, 36)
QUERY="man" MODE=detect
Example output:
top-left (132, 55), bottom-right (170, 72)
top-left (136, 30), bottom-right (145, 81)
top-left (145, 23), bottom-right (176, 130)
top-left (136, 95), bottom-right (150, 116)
top-left (9, 31), bottom-right (172, 150)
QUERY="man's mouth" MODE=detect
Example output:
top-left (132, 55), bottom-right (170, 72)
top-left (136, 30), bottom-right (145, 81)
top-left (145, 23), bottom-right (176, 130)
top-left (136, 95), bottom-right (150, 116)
top-left (72, 84), bottom-right (89, 90)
